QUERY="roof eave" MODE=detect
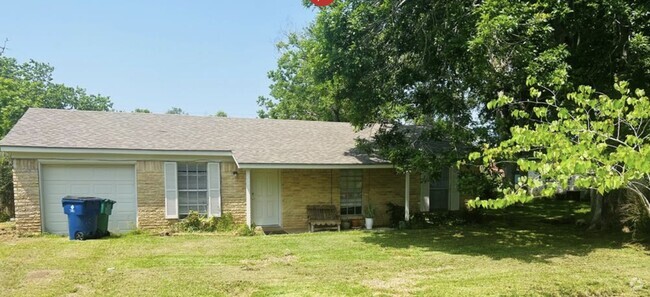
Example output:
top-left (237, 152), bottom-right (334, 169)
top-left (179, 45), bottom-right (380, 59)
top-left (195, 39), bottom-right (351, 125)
top-left (0, 146), bottom-right (233, 157)
top-left (236, 163), bottom-right (393, 169)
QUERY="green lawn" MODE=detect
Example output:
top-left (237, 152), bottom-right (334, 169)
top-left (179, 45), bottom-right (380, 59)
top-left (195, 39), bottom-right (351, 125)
top-left (1, 200), bottom-right (648, 296)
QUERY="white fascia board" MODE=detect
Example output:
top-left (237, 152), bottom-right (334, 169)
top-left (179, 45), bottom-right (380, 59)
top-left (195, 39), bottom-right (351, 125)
top-left (0, 146), bottom-right (232, 157)
top-left (237, 163), bottom-right (394, 169)
top-left (38, 159), bottom-right (137, 165)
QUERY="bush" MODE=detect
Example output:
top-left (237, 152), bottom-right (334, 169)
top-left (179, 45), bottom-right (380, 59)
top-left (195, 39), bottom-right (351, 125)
top-left (177, 211), bottom-right (236, 233)
top-left (217, 213), bottom-right (235, 232)
top-left (620, 191), bottom-right (650, 242)
top-left (0, 211), bottom-right (9, 222)
top-left (235, 223), bottom-right (257, 236)
top-left (460, 207), bottom-right (484, 224)
top-left (387, 202), bottom-right (477, 229)
top-left (386, 202), bottom-right (405, 228)
top-left (0, 155), bottom-right (14, 219)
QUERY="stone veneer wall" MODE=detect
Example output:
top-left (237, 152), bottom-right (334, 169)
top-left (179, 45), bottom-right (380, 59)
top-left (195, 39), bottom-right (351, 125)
top-left (281, 169), bottom-right (341, 230)
top-left (136, 161), bottom-right (246, 230)
top-left (13, 159), bottom-right (41, 234)
top-left (11, 158), bottom-right (421, 233)
top-left (136, 161), bottom-right (170, 230)
top-left (280, 168), bottom-right (420, 230)
top-left (220, 162), bottom-right (246, 223)
top-left (363, 169), bottom-right (420, 227)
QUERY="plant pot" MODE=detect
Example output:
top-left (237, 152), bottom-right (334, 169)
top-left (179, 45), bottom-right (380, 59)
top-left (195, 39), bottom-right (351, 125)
top-left (365, 218), bottom-right (374, 230)
top-left (350, 218), bottom-right (362, 229)
top-left (341, 221), bottom-right (351, 230)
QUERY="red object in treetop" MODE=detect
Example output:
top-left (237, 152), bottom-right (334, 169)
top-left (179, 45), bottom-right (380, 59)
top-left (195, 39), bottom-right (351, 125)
top-left (311, 0), bottom-right (334, 7)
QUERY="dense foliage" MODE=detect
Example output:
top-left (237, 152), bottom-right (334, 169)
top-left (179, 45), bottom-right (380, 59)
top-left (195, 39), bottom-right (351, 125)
top-left (261, 0), bottom-right (650, 181)
top-left (471, 82), bottom-right (650, 228)
top-left (0, 53), bottom-right (113, 218)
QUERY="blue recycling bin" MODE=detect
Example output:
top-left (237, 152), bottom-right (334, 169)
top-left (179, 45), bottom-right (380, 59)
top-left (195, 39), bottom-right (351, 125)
top-left (61, 196), bottom-right (101, 240)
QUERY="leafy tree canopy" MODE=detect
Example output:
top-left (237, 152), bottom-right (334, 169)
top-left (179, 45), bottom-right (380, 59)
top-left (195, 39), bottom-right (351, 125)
top-left (166, 107), bottom-right (187, 115)
top-left (261, 0), bottom-right (650, 178)
top-left (214, 110), bottom-right (228, 117)
top-left (0, 52), bottom-right (113, 218)
top-left (0, 55), bottom-right (113, 137)
top-left (133, 108), bottom-right (151, 113)
top-left (470, 82), bottom-right (650, 210)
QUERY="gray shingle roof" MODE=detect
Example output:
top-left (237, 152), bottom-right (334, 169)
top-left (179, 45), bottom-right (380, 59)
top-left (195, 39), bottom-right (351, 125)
top-left (0, 108), bottom-right (387, 165)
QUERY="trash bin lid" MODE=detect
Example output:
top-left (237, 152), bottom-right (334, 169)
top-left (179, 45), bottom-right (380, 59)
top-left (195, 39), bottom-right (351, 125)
top-left (62, 196), bottom-right (103, 205)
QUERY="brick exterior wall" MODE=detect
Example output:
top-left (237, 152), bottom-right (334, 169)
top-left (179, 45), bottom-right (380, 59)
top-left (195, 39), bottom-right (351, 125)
top-left (280, 168), bottom-right (420, 230)
top-left (281, 169), bottom-right (341, 230)
top-left (13, 159), bottom-right (41, 234)
top-left (11, 158), bottom-right (421, 233)
top-left (364, 169), bottom-right (420, 227)
top-left (136, 161), bottom-right (246, 230)
top-left (136, 161), bottom-right (170, 230)
top-left (221, 162), bottom-right (246, 223)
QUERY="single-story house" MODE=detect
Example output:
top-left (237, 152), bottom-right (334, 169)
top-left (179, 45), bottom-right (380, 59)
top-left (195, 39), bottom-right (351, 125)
top-left (0, 108), bottom-right (461, 234)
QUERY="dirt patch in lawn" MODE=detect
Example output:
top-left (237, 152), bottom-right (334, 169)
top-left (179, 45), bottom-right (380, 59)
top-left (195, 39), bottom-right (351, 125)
top-left (362, 267), bottom-right (452, 295)
top-left (240, 252), bottom-right (298, 271)
top-left (24, 269), bottom-right (63, 285)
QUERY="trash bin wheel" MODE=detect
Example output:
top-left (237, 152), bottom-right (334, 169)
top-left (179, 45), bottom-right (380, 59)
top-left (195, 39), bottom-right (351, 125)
top-left (105, 231), bottom-right (110, 237)
top-left (74, 231), bottom-right (85, 241)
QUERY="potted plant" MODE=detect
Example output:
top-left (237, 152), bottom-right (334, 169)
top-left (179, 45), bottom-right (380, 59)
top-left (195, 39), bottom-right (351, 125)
top-left (364, 204), bottom-right (375, 230)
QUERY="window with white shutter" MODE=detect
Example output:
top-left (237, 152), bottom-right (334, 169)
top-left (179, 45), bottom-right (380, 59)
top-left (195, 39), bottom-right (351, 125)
top-left (207, 163), bottom-right (222, 217)
top-left (177, 162), bottom-right (209, 216)
top-left (164, 162), bottom-right (179, 219)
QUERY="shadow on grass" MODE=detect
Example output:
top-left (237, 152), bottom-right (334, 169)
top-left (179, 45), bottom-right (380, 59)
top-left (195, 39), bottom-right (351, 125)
top-left (362, 199), bottom-right (633, 263)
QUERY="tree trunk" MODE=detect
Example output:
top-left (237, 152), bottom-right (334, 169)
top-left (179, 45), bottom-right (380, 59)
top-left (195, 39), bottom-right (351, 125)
top-left (589, 189), bottom-right (624, 230)
top-left (589, 189), bottom-right (603, 230)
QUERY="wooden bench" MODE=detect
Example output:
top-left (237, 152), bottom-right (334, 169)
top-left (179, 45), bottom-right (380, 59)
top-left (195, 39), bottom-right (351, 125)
top-left (307, 205), bottom-right (341, 232)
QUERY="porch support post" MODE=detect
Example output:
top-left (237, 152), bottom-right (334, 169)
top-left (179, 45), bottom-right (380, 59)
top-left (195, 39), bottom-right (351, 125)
top-left (405, 171), bottom-right (410, 222)
top-left (245, 169), bottom-right (252, 227)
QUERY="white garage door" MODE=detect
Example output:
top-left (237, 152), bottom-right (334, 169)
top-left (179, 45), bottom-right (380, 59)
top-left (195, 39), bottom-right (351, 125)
top-left (42, 164), bottom-right (137, 235)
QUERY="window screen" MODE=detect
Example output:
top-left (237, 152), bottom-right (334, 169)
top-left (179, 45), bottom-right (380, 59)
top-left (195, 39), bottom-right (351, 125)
top-left (177, 162), bottom-right (208, 216)
top-left (340, 169), bottom-right (363, 215)
top-left (429, 168), bottom-right (449, 211)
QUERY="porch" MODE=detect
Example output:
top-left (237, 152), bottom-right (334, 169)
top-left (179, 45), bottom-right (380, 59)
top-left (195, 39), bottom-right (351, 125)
top-left (241, 167), bottom-right (422, 230)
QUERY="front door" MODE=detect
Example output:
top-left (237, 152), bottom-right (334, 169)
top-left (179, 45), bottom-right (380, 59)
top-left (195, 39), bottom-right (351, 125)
top-left (252, 170), bottom-right (280, 226)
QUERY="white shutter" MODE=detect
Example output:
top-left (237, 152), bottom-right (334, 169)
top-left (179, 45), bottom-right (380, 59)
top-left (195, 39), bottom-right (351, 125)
top-left (207, 162), bottom-right (222, 217)
top-left (448, 166), bottom-right (460, 211)
top-left (164, 162), bottom-right (179, 219)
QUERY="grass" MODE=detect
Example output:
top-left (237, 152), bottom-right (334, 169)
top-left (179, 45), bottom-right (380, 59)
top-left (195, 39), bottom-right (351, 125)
top-left (1, 200), bottom-right (649, 296)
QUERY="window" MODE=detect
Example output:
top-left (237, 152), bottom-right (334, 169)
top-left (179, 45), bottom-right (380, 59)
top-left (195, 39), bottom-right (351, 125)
top-left (177, 162), bottom-right (208, 216)
top-left (429, 168), bottom-right (449, 211)
top-left (340, 169), bottom-right (362, 215)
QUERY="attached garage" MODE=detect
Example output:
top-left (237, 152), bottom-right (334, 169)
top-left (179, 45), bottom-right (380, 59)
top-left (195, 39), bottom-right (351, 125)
top-left (41, 164), bottom-right (137, 235)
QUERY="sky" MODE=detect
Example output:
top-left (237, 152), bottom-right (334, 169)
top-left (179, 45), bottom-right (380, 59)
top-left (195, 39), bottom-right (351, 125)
top-left (0, 1), bottom-right (317, 117)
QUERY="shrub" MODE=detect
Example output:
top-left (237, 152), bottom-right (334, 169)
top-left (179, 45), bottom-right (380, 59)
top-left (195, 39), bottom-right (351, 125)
top-left (0, 211), bottom-right (9, 223)
top-left (235, 223), bottom-right (257, 236)
top-left (386, 202), bottom-right (405, 228)
top-left (217, 213), bottom-right (235, 232)
top-left (620, 191), bottom-right (650, 242)
top-left (177, 211), bottom-right (235, 233)
top-left (460, 207), bottom-right (484, 224)
top-left (178, 211), bottom-right (204, 232)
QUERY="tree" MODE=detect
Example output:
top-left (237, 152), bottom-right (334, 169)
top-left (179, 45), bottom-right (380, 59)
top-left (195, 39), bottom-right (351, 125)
top-left (257, 31), bottom-right (349, 122)
top-left (0, 57), bottom-right (113, 136)
top-left (133, 108), bottom-right (151, 113)
top-left (262, 0), bottom-right (650, 178)
top-left (214, 110), bottom-right (228, 117)
top-left (262, 0), bottom-right (479, 175)
top-left (469, 81), bottom-right (650, 230)
top-left (166, 107), bottom-right (187, 115)
top-left (468, 0), bottom-right (650, 139)
top-left (0, 53), bottom-right (113, 218)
